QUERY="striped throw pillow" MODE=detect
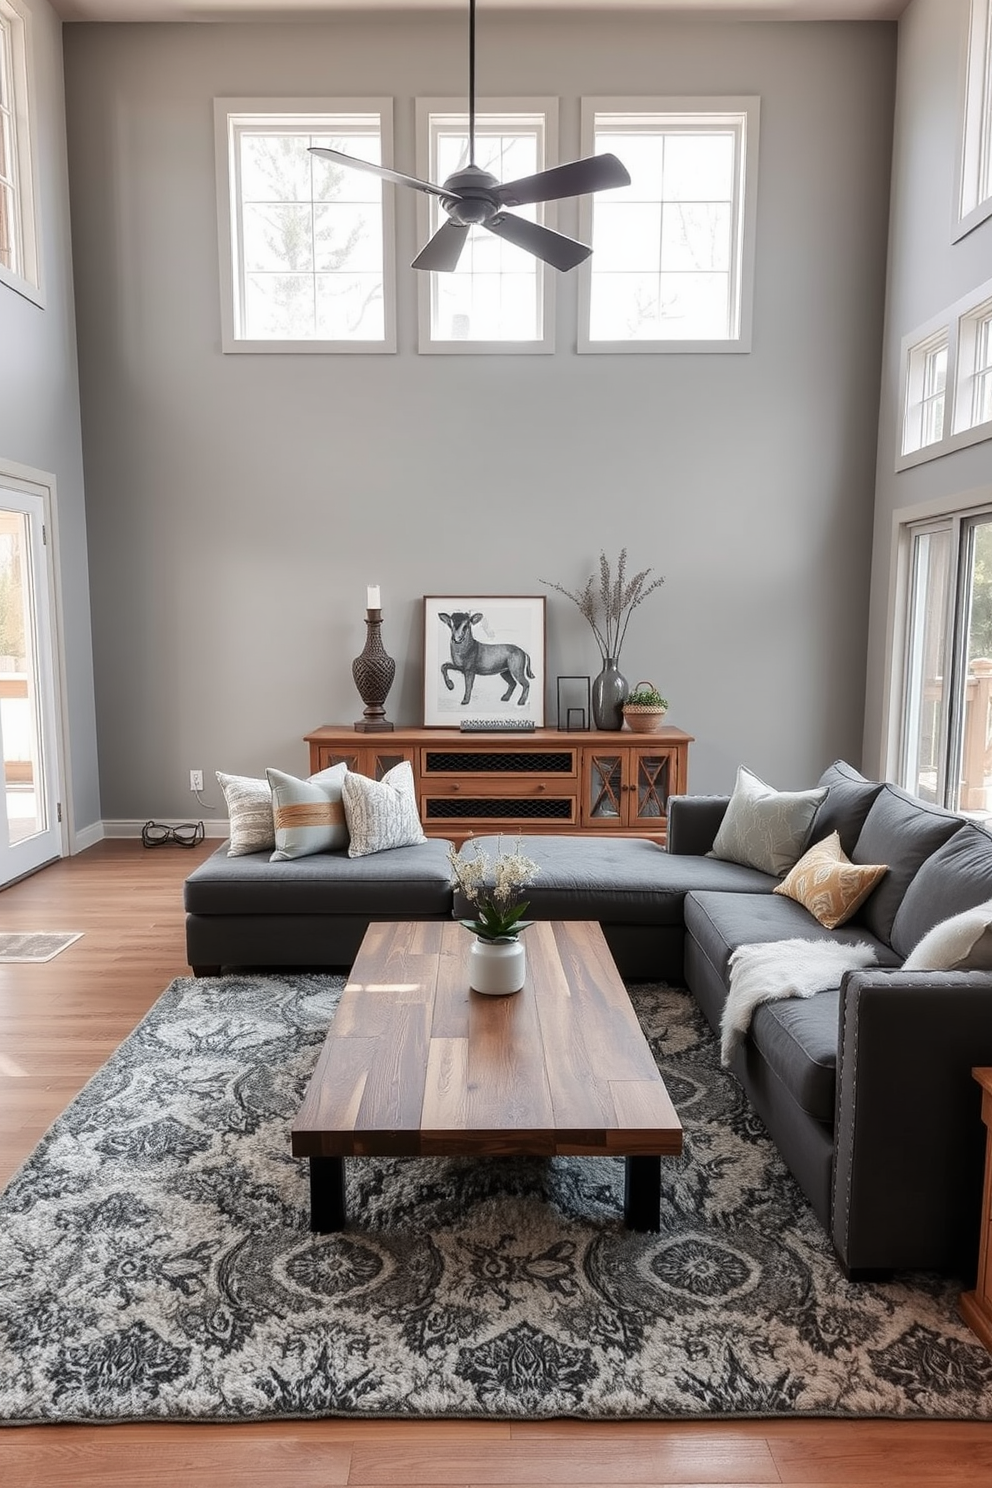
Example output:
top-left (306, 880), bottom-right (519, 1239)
top-left (216, 772), bottom-right (274, 857)
top-left (267, 763), bottom-right (349, 860)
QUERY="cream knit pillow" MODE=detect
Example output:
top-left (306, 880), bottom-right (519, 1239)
top-left (902, 900), bottom-right (992, 971)
top-left (342, 760), bottom-right (427, 858)
top-left (216, 772), bottom-right (274, 857)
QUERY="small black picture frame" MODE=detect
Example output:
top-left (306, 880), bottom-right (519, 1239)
top-left (556, 675), bottom-right (591, 732)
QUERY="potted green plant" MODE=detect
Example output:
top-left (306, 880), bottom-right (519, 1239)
top-left (622, 682), bottom-right (669, 733)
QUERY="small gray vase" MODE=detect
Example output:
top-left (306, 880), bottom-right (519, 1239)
top-left (591, 657), bottom-right (628, 730)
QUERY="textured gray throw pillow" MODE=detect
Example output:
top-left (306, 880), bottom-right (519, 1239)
top-left (216, 771), bottom-right (274, 857)
top-left (709, 765), bottom-right (827, 877)
top-left (342, 759), bottom-right (427, 858)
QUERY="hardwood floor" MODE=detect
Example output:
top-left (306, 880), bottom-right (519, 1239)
top-left (1, 841), bottom-right (991, 1486)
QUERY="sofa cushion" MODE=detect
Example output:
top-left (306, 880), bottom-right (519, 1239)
top-left (849, 785), bottom-right (963, 946)
top-left (684, 889), bottom-right (898, 982)
top-left (811, 760), bottom-right (884, 856)
top-left (452, 835), bottom-right (778, 927)
top-left (749, 994), bottom-right (842, 1126)
top-left (709, 765), bottom-right (827, 876)
top-left (183, 838), bottom-right (454, 916)
top-left (773, 831), bottom-right (888, 929)
top-left (889, 823), bottom-right (992, 958)
top-left (684, 890), bottom-right (897, 1126)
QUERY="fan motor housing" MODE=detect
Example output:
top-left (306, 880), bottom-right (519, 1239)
top-left (441, 166), bottom-right (500, 226)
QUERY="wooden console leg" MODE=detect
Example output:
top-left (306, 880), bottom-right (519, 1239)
top-left (624, 1155), bottom-right (661, 1232)
top-left (309, 1155), bottom-right (347, 1233)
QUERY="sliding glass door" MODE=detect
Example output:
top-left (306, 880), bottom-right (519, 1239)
top-left (0, 485), bottom-right (62, 883)
top-left (901, 508), bottom-right (992, 816)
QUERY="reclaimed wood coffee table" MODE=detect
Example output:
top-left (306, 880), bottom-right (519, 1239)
top-left (292, 918), bottom-right (683, 1232)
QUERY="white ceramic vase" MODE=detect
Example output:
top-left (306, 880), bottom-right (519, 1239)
top-left (468, 936), bottom-right (526, 996)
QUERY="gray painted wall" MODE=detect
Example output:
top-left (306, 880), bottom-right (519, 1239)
top-left (865, 0), bottom-right (992, 777)
top-left (62, 14), bottom-right (895, 819)
top-left (0, 0), bottom-right (99, 839)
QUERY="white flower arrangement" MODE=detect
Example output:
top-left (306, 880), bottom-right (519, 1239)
top-left (449, 837), bottom-right (540, 942)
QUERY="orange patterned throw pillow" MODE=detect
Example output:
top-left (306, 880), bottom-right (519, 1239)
top-left (773, 831), bottom-right (888, 930)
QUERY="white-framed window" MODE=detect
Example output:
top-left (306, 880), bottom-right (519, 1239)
top-left (903, 330), bottom-right (950, 455)
top-left (894, 501), bottom-right (992, 817)
top-left (955, 295), bottom-right (992, 433)
top-left (214, 98), bottom-right (395, 353)
top-left (898, 277), bottom-right (992, 469)
top-left (0, 0), bottom-right (40, 305)
top-left (415, 98), bottom-right (556, 354)
top-left (577, 97), bottom-right (759, 354)
top-left (956, 0), bottom-right (992, 240)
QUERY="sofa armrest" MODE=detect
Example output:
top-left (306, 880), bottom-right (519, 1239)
top-left (832, 968), bottom-right (992, 1277)
top-left (666, 795), bottom-right (731, 856)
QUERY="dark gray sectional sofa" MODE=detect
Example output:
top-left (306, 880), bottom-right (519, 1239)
top-left (183, 759), bottom-right (992, 1280)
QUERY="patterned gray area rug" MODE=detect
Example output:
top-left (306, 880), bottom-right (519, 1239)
top-left (0, 931), bottom-right (82, 962)
top-left (1, 973), bottom-right (991, 1425)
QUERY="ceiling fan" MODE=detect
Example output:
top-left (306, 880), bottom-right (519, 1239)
top-left (308, 0), bottom-right (630, 273)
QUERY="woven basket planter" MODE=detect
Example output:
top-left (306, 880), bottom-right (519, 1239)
top-left (622, 681), bottom-right (668, 733)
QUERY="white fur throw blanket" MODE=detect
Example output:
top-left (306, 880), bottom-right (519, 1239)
top-left (720, 938), bottom-right (878, 1067)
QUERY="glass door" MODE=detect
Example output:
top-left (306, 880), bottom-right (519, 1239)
top-left (902, 523), bottom-right (953, 805)
top-left (900, 509), bottom-right (992, 817)
top-left (0, 486), bottom-right (62, 883)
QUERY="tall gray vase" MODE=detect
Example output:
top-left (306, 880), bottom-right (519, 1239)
top-left (591, 657), bottom-right (628, 730)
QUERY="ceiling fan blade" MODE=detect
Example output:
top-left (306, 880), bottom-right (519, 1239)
top-left (308, 147), bottom-right (457, 200)
top-left (486, 213), bottom-right (592, 273)
top-left (495, 153), bottom-right (631, 208)
top-left (412, 220), bottom-right (471, 272)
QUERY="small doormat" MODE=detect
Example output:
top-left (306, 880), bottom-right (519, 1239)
top-left (0, 932), bottom-right (82, 962)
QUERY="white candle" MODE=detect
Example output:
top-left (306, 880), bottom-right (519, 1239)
top-left (367, 584), bottom-right (381, 609)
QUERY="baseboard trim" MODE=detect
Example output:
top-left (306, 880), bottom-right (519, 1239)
top-left (100, 819), bottom-right (229, 840)
top-left (71, 821), bottom-right (105, 853)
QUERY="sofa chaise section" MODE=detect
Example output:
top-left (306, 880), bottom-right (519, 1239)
top-left (184, 838), bottom-right (455, 975)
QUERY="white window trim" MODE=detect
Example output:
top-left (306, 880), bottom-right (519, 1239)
top-left (880, 486), bottom-right (992, 786)
top-left (896, 275), bottom-right (992, 471)
top-left (882, 488), bottom-right (992, 795)
top-left (576, 96), bottom-right (759, 355)
top-left (415, 97), bottom-right (557, 356)
top-left (955, 292), bottom-right (992, 433)
top-left (955, 0), bottom-right (992, 242)
top-left (0, 0), bottom-right (42, 307)
top-left (214, 97), bottom-right (396, 354)
top-left (901, 324), bottom-right (950, 458)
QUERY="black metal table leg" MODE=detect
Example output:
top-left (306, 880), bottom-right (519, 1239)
top-left (309, 1155), bottom-right (346, 1232)
top-left (624, 1155), bottom-right (661, 1231)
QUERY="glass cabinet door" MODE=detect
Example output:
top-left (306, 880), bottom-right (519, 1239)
top-left (629, 750), bottom-right (671, 826)
top-left (319, 749), bottom-right (361, 773)
top-left (368, 749), bottom-right (409, 780)
top-left (585, 753), bottom-right (624, 823)
top-left (317, 747), bottom-right (410, 779)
